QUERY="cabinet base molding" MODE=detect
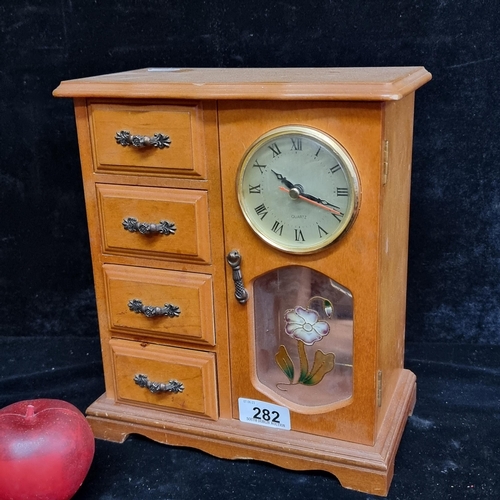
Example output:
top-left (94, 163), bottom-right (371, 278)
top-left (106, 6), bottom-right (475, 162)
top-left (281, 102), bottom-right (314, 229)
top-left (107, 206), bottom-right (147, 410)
top-left (87, 369), bottom-right (416, 496)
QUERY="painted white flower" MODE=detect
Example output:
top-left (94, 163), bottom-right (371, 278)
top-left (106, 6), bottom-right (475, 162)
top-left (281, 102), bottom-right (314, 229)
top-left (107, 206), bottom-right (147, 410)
top-left (284, 306), bottom-right (330, 345)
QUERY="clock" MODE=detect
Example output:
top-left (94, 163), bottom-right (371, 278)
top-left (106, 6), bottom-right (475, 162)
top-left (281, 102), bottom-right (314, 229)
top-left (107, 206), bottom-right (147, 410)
top-left (53, 67), bottom-right (431, 496)
top-left (237, 125), bottom-right (360, 253)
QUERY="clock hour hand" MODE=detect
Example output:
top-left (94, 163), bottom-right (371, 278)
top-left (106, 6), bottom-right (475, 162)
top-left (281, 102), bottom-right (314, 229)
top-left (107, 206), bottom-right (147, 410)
top-left (272, 169), bottom-right (342, 212)
top-left (271, 170), bottom-right (296, 190)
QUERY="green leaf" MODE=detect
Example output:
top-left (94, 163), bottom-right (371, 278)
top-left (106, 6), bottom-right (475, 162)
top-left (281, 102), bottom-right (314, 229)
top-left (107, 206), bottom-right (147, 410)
top-left (301, 350), bottom-right (335, 386)
top-left (275, 345), bottom-right (294, 382)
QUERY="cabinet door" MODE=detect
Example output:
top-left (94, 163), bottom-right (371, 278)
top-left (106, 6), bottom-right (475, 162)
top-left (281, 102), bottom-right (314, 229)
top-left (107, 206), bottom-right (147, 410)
top-left (218, 101), bottom-right (383, 445)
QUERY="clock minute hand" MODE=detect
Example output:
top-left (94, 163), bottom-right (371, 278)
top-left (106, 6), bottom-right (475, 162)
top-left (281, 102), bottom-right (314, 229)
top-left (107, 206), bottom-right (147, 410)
top-left (272, 170), bottom-right (341, 210)
top-left (300, 191), bottom-right (341, 211)
top-left (277, 186), bottom-right (342, 216)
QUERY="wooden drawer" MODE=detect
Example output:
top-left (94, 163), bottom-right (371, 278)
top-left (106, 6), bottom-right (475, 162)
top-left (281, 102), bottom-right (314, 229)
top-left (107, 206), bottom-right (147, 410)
top-left (104, 264), bottom-right (215, 346)
top-left (96, 183), bottom-right (211, 264)
top-left (110, 339), bottom-right (218, 420)
top-left (89, 102), bottom-right (207, 179)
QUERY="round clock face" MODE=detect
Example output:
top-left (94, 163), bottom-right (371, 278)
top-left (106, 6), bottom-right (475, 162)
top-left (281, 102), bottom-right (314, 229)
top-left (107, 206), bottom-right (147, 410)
top-left (237, 126), bottom-right (360, 254)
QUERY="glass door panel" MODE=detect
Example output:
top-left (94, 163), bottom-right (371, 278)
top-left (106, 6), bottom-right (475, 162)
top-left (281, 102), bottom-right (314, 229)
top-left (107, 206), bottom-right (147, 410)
top-left (253, 266), bottom-right (353, 409)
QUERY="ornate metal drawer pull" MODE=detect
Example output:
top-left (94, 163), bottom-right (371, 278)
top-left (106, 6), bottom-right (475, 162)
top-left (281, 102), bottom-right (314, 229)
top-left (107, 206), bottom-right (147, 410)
top-left (134, 374), bottom-right (184, 394)
top-left (226, 250), bottom-right (249, 304)
top-left (128, 299), bottom-right (181, 318)
top-left (122, 217), bottom-right (176, 236)
top-left (115, 130), bottom-right (171, 149)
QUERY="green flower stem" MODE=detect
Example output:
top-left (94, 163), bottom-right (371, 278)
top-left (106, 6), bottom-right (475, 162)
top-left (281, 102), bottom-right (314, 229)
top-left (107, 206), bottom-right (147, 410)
top-left (297, 340), bottom-right (309, 383)
top-left (307, 296), bottom-right (333, 318)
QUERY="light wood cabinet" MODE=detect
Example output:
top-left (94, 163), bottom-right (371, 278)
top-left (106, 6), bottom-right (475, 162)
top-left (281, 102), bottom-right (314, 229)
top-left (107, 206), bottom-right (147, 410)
top-left (54, 67), bottom-right (430, 496)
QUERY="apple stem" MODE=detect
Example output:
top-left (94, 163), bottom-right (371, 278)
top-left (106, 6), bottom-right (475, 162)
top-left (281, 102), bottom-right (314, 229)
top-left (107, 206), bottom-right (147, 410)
top-left (25, 404), bottom-right (35, 418)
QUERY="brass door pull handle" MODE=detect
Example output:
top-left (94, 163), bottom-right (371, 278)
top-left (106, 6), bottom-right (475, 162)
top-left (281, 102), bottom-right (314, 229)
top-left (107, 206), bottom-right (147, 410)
top-left (226, 250), bottom-right (249, 304)
top-left (134, 374), bottom-right (184, 394)
top-left (115, 130), bottom-right (171, 149)
top-left (128, 299), bottom-right (181, 318)
top-left (122, 217), bottom-right (176, 236)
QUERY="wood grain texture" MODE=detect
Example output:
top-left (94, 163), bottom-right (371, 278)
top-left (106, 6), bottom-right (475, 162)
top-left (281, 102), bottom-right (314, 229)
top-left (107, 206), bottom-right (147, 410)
top-left (96, 183), bottom-right (211, 264)
top-left (89, 101), bottom-right (207, 179)
top-left (376, 94), bottom-right (417, 433)
top-left (110, 339), bottom-right (218, 420)
top-left (218, 99), bottom-right (383, 444)
top-left (103, 264), bottom-right (215, 345)
top-left (86, 368), bottom-right (416, 496)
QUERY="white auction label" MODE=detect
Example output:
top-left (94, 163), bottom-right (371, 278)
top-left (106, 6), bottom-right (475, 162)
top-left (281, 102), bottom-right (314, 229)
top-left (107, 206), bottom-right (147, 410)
top-left (238, 398), bottom-right (291, 430)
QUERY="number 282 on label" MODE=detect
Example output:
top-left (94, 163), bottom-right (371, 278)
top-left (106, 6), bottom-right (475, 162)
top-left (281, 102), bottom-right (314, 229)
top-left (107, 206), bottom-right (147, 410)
top-left (238, 398), bottom-right (291, 430)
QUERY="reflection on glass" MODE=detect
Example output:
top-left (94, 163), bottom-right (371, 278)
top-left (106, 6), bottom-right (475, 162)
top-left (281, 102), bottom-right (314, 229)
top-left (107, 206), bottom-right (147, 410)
top-left (253, 266), bottom-right (353, 409)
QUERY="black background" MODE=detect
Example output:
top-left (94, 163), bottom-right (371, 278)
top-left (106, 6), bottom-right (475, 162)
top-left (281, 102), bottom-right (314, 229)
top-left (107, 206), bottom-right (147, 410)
top-left (2, 0), bottom-right (500, 345)
top-left (1, 1), bottom-right (499, 499)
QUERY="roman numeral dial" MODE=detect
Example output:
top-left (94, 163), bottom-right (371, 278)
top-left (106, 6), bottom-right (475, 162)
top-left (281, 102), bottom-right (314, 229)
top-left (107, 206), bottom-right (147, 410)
top-left (237, 126), bottom-right (360, 254)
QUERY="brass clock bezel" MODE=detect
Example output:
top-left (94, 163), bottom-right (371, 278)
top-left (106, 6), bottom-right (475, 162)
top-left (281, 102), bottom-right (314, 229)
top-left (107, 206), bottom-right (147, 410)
top-left (236, 125), bottom-right (361, 254)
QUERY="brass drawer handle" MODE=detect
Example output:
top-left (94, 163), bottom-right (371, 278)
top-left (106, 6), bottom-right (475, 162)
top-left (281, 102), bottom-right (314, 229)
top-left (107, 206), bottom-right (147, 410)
top-left (115, 130), bottom-right (171, 149)
top-left (122, 217), bottom-right (177, 236)
top-left (226, 250), bottom-right (249, 304)
top-left (128, 299), bottom-right (181, 318)
top-left (134, 374), bottom-right (184, 394)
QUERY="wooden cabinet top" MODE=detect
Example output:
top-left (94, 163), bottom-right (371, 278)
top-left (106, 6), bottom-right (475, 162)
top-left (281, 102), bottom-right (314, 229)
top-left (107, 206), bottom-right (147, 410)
top-left (53, 67), bottom-right (431, 101)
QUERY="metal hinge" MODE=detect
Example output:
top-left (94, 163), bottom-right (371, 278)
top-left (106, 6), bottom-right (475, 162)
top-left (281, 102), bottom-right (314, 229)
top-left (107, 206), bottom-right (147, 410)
top-left (377, 370), bottom-right (383, 407)
top-left (382, 140), bottom-right (389, 186)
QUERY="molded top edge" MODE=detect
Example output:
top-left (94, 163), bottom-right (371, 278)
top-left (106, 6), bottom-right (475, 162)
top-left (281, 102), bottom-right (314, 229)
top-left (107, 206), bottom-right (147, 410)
top-left (53, 67), bottom-right (431, 101)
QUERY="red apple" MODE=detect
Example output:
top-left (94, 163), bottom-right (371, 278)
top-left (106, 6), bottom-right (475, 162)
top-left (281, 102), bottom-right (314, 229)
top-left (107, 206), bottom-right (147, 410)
top-left (0, 399), bottom-right (95, 500)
